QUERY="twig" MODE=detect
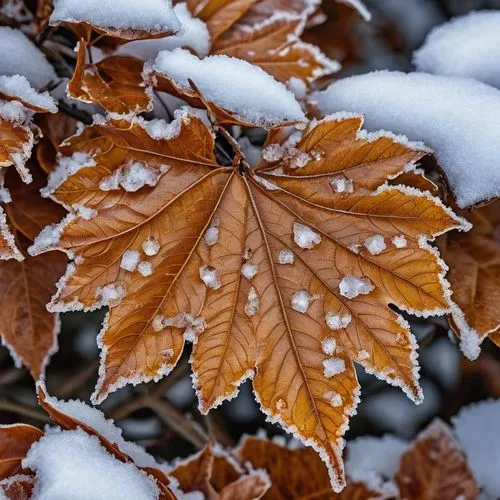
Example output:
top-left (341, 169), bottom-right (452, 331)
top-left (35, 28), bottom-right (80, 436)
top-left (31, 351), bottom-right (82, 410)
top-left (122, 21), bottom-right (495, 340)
top-left (0, 399), bottom-right (50, 423)
top-left (57, 360), bottom-right (99, 398)
top-left (58, 101), bottom-right (93, 124)
top-left (146, 397), bottom-right (208, 449)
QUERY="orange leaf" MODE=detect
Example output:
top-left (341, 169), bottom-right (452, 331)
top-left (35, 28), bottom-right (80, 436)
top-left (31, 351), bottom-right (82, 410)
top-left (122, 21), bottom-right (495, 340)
top-left (171, 443), bottom-right (270, 499)
top-left (394, 420), bottom-right (478, 500)
top-left (438, 202), bottom-right (500, 359)
top-left (0, 474), bottom-right (34, 500)
top-left (68, 40), bottom-right (152, 114)
top-left (0, 424), bottom-right (42, 480)
top-left (31, 111), bottom-right (466, 493)
top-left (237, 435), bottom-right (384, 499)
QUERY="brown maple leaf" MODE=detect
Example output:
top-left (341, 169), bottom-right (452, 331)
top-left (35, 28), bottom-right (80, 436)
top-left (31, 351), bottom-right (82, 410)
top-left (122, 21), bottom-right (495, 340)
top-left (394, 419), bottom-right (478, 500)
top-left (30, 110), bottom-right (467, 492)
top-left (237, 435), bottom-right (384, 499)
top-left (0, 163), bottom-right (67, 379)
top-left (437, 201), bottom-right (500, 359)
top-left (171, 443), bottom-right (270, 499)
top-left (68, 40), bottom-right (152, 115)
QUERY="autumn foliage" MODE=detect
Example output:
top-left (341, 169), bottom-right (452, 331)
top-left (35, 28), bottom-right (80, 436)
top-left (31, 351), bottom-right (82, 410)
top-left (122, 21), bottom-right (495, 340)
top-left (0, 0), bottom-right (499, 498)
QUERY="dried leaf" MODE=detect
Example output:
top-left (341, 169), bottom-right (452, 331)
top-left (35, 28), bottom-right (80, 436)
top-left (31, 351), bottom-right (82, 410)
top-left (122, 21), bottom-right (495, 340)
top-left (68, 40), bottom-right (152, 114)
top-left (31, 112), bottom-right (466, 492)
top-left (213, 13), bottom-right (339, 84)
top-left (0, 163), bottom-right (67, 378)
top-left (237, 436), bottom-right (384, 499)
top-left (438, 202), bottom-right (500, 359)
top-left (0, 424), bottom-right (42, 479)
top-left (171, 443), bottom-right (270, 499)
top-left (394, 420), bottom-right (478, 500)
top-left (0, 474), bottom-right (34, 500)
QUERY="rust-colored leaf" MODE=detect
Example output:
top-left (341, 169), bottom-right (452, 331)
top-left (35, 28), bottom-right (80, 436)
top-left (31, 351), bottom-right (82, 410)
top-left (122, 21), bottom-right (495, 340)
top-left (171, 443), bottom-right (270, 499)
top-left (0, 163), bottom-right (66, 378)
top-left (438, 202), bottom-right (500, 359)
top-left (394, 420), bottom-right (478, 500)
top-left (31, 111), bottom-right (466, 492)
top-left (68, 40), bottom-right (152, 114)
top-left (213, 14), bottom-right (339, 85)
top-left (0, 474), bottom-right (34, 500)
top-left (0, 424), bottom-right (42, 479)
top-left (237, 436), bottom-right (384, 499)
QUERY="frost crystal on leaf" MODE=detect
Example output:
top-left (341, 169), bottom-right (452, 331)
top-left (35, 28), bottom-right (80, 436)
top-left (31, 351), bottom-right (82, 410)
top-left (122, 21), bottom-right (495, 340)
top-left (324, 391), bottom-right (343, 407)
top-left (325, 312), bottom-right (352, 330)
top-left (141, 237), bottom-right (159, 256)
top-left (291, 290), bottom-right (314, 314)
top-left (137, 261), bottom-right (153, 277)
top-left (364, 235), bottom-right (386, 255)
top-left (95, 284), bottom-right (125, 307)
top-left (241, 263), bottom-right (258, 280)
top-left (293, 222), bottom-right (321, 249)
top-left (321, 337), bottom-right (337, 356)
top-left (339, 276), bottom-right (374, 299)
top-left (152, 315), bottom-right (165, 332)
top-left (245, 287), bottom-right (260, 317)
top-left (199, 265), bottom-right (221, 290)
top-left (278, 248), bottom-right (295, 264)
top-left (392, 235), bottom-right (408, 248)
top-left (204, 216), bottom-right (220, 246)
top-left (330, 175), bottom-right (354, 193)
top-left (358, 350), bottom-right (370, 361)
top-left (323, 358), bottom-right (346, 378)
top-left (99, 161), bottom-right (162, 192)
top-left (120, 250), bottom-right (140, 272)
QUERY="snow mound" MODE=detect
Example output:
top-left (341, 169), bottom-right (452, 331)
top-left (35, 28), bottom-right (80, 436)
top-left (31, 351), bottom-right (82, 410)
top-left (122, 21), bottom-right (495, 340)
top-left (312, 71), bottom-right (500, 208)
top-left (0, 27), bottom-right (57, 88)
top-left (118, 3), bottom-right (210, 59)
top-left (150, 48), bottom-right (305, 127)
top-left (50, 0), bottom-right (181, 34)
top-left (414, 11), bottom-right (500, 89)
top-left (0, 75), bottom-right (57, 112)
top-left (23, 428), bottom-right (160, 500)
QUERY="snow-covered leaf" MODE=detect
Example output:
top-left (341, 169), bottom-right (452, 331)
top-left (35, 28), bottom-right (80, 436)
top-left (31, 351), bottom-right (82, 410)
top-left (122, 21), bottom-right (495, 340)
top-left (29, 110), bottom-right (466, 492)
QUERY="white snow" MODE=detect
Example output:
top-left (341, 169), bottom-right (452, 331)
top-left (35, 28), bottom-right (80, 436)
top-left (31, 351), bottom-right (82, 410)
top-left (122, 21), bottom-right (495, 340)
top-left (0, 75), bottom-right (57, 112)
top-left (50, 0), bottom-right (181, 35)
top-left (95, 283), bottom-right (126, 307)
top-left (414, 11), bottom-right (500, 89)
top-left (241, 263), bottom-right (258, 280)
top-left (118, 3), bottom-right (210, 59)
top-left (312, 71), bottom-right (500, 208)
top-left (0, 27), bottom-right (57, 89)
top-left (120, 250), bottom-right (140, 272)
top-left (358, 350), bottom-right (370, 361)
top-left (346, 435), bottom-right (408, 493)
top-left (364, 235), bottom-right (386, 255)
top-left (152, 315), bottom-right (165, 332)
top-left (142, 237), bottom-right (159, 256)
top-left (138, 261), bottom-right (153, 277)
top-left (391, 235), bottom-right (407, 248)
top-left (321, 336), bottom-right (337, 356)
top-left (278, 248), bottom-right (295, 264)
top-left (199, 265), bottom-right (221, 290)
top-left (325, 312), bottom-right (351, 330)
top-left (290, 290), bottom-right (314, 314)
top-left (324, 391), bottom-right (343, 407)
top-left (44, 153), bottom-right (96, 196)
top-left (149, 48), bottom-right (305, 127)
top-left (323, 358), bottom-right (345, 378)
top-left (453, 399), bottom-right (500, 498)
top-left (99, 161), bottom-right (163, 192)
top-left (338, 276), bottom-right (374, 299)
top-left (329, 175), bottom-right (354, 194)
top-left (245, 287), bottom-right (260, 317)
top-left (22, 428), bottom-right (160, 500)
top-left (0, 99), bottom-right (29, 123)
top-left (293, 222), bottom-right (321, 249)
top-left (161, 313), bottom-right (205, 343)
top-left (204, 216), bottom-right (219, 246)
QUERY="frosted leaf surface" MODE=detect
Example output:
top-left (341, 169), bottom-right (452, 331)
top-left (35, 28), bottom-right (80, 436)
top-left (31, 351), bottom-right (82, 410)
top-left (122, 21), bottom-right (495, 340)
top-left (323, 358), bottom-right (345, 377)
top-left (22, 428), bottom-right (160, 500)
top-left (325, 312), bottom-right (351, 330)
top-left (120, 250), bottom-right (140, 272)
top-left (150, 48), bottom-right (305, 127)
top-left (293, 222), bottom-right (321, 249)
top-left (339, 276), bottom-right (374, 299)
top-left (278, 248), bottom-right (294, 264)
top-left (142, 237), bottom-right (159, 256)
top-left (0, 27), bottom-right (57, 88)
top-left (453, 399), bottom-right (500, 498)
top-left (50, 0), bottom-right (181, 34)
top-left (364, 235), bottom-right (386, 255)
top-left (199, 265), bottom-right (221, 290)
top-left (414, 11), bottom-right (500, 89)
top-left (117, 3), bottom-right (210, 58)
top-left (0, 75), bottom-right (57, 112)
top-left (313, 71), bottom-right (500, 207)
top-left (291, 290), bottom-right (314, 313)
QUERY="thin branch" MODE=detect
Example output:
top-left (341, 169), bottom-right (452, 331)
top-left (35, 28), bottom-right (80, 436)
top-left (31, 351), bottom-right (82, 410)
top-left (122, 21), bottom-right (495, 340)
top-left (58, 101), bottom-right (93, 125)
top-left (0, 399), bottom-right (50, 423)
top-left (57, 360), bottom-right (99, 398)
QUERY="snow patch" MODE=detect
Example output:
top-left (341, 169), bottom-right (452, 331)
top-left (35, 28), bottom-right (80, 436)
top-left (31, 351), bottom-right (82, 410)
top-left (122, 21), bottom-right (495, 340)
top-left (241, 263), bottom-right (258, 280)
top-left (278, 248), bottom-right (294, 264)
top-left (99, 161), bottom-right (164, 192)
top-left (364, 235), bottom-right (386, 255)
top-left (199, 265), bottom-right (221, 290)
top-left (95, 283), bottom-right (126, 307)
top-left (120, 250), bottom-right (140, 272)
top-left (245, 287), bottom-right (260, 317)
top-left (137, 261), bottom-right (153, 277)
top-left (323, 358), bottom-right (346, 378)
top-left (204, 216), bottom-right (219, 246)
top-left (325, 312), bottom-right (351, 330)
top-left (0, 75), bottom-right (57, 112)
top-left (338, 276), bottom-right (374, 299)
top-left (293, 222), bottom-right (321, 249)
top-left (321, 337), bottom-right (337, 356)
top-left (391, 235), bottom-right (407, 248)
top-left (141, 237), bottom-right (159, 256)
top-left (290, 290), bottom-right (316, 314)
